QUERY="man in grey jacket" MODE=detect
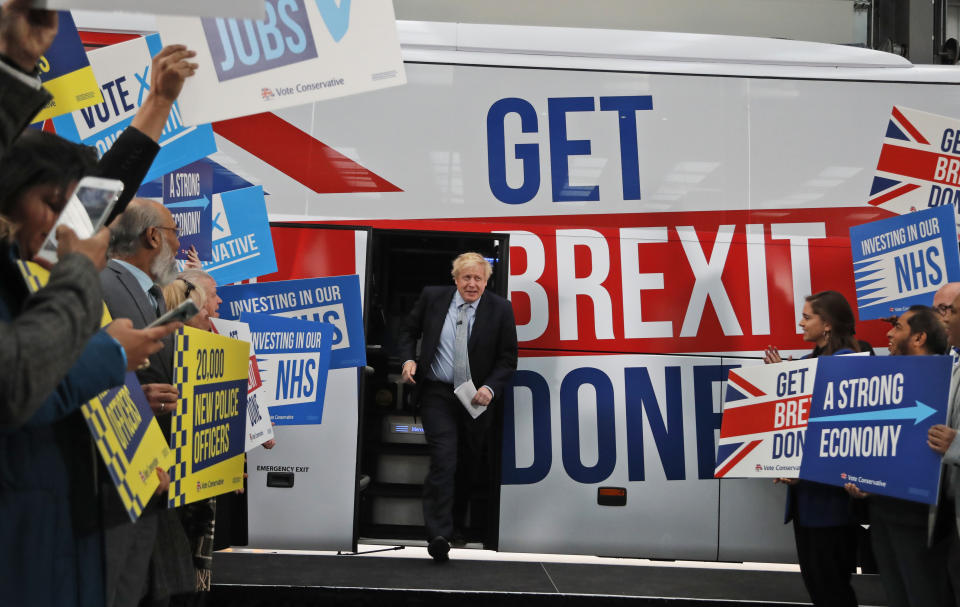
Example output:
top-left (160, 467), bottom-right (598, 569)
top-left (100, 199), bottom-right (196, 607)
top-left (931, 291), bottom-right (960, 606)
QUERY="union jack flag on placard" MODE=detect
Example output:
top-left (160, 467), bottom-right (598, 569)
top-left (715, 359), bottom-right (817, 478)
top-left (870, 106), bottom-right (960, 223)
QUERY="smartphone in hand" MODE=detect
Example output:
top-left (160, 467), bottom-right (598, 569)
top-left (148, 300), bottom-right (199, 329)
top-left (35, 176), bottom-right (124, 264)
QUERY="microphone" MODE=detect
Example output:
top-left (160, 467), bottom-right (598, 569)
top-left (456, 321), bottom-right (463, 326)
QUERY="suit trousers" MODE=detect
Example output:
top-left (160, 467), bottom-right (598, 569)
top-left (419, 380), bottom-right (490, 540)
top-left (104, 509), bottom-right (159, 607)
top-left (934, 501), bottom-right (960, 607)
top-left (870, 516), bottom-right (952, 607)
top-left (793, 521), bottom-right (859, 607)
top-left (950, 531), bottom-right (960, 607)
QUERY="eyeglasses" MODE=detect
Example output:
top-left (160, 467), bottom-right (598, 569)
top-left (179, 278), bottom-right (197, 298)
top-left (142, 225), bottom-right (178, 237)
top-left (936, 304), bottom-right (956, 316)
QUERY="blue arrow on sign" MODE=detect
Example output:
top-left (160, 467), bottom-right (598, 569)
top-left (807, 401), bottom-right (938, 426)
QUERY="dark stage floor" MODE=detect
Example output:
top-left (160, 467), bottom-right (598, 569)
top-left (209, 549), bottom-right (888, 606)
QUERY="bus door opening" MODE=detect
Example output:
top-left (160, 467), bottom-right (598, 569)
top-left (359, 229), bottom-right (510, 550)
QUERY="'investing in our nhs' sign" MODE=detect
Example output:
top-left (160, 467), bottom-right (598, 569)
top-left (217, 275), bottom-right (366, 370)
top-left (849, 204), bottom-right (960, 320)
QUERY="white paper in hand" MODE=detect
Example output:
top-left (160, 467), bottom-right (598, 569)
top-left (454, 380), bottom-right (486, 419)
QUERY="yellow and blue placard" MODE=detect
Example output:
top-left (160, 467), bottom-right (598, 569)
top-left (16, 260), bottom-right (173, 521)
top-left (32, 12), bottom-right (103, 123)
top-left (85, 374), bottom-right (175, 521)
top-left (799, 355), bottom-right (950, 504)
top-left (170, 326), bottom-right (248, 507)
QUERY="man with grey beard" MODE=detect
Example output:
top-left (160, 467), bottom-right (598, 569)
top-left (102, 198), bottom-right (182, 415)
top-left (100, 198), bottom-right (195, 607)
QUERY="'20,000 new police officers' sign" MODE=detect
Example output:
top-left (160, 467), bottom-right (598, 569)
top-left (33, 12), bottom-right (103, 123)
top-left (849, 204), bottom-right (960, 320)
top-left (170, 327), bottom-right (249, 507)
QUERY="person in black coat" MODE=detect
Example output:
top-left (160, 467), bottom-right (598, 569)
top-left (398, 252), bottom-right (518, 562)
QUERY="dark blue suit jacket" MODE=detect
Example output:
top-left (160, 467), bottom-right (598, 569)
top-left (785, 348), bottom-right (860, 527)
top-left (397, 285), bottom-right (518, 404)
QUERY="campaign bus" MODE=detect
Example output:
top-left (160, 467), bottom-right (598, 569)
top-left (74, 18), bottom-right (960, 563)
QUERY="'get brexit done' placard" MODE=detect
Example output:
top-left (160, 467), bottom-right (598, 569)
top-left (209, 317), bottom-right (275, 450)
top-left (156, 0), bottom-right (406, 125)
top-left (849, 204), bottom-right (960, 320)
top-left (869, 106), bottom-right (960, 227)
top-left (715, 359), bottom-right (817, 479)
top-left (799, 355), bottom-right (950, 504)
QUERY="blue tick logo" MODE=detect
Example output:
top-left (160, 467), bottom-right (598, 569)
top-left (315, 0), bottom-right (351, 43)
top-left (202, 0), bottom-right (352, 83)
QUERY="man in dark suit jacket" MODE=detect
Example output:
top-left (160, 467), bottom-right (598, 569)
top-left (100, 198), bottom-right (196, 607)
top-left (398, 252), bottom-right (518, 562)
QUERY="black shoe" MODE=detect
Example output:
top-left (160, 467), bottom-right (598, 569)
top-left (427, 536), bottom-right (450, 562)
top-left (450, 529), bottom-right (466, 547)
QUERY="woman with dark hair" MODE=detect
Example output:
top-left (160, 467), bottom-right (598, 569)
top-left (763, 290), bottom-right (864, 607)
top-left (0, 41), bottom-right (200, 605)
top-left (0, 130), bottom-right (98, 256)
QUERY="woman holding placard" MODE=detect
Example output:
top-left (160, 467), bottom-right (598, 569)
top-left (764, 290), bottom-right (864, 607)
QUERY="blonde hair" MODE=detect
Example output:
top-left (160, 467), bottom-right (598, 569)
top-left (163, 273), bottom-right (207, 311)
top-left (0, 215), bottom-right (14, 242)
top-left (451, 252), bottom-right (492, 281)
